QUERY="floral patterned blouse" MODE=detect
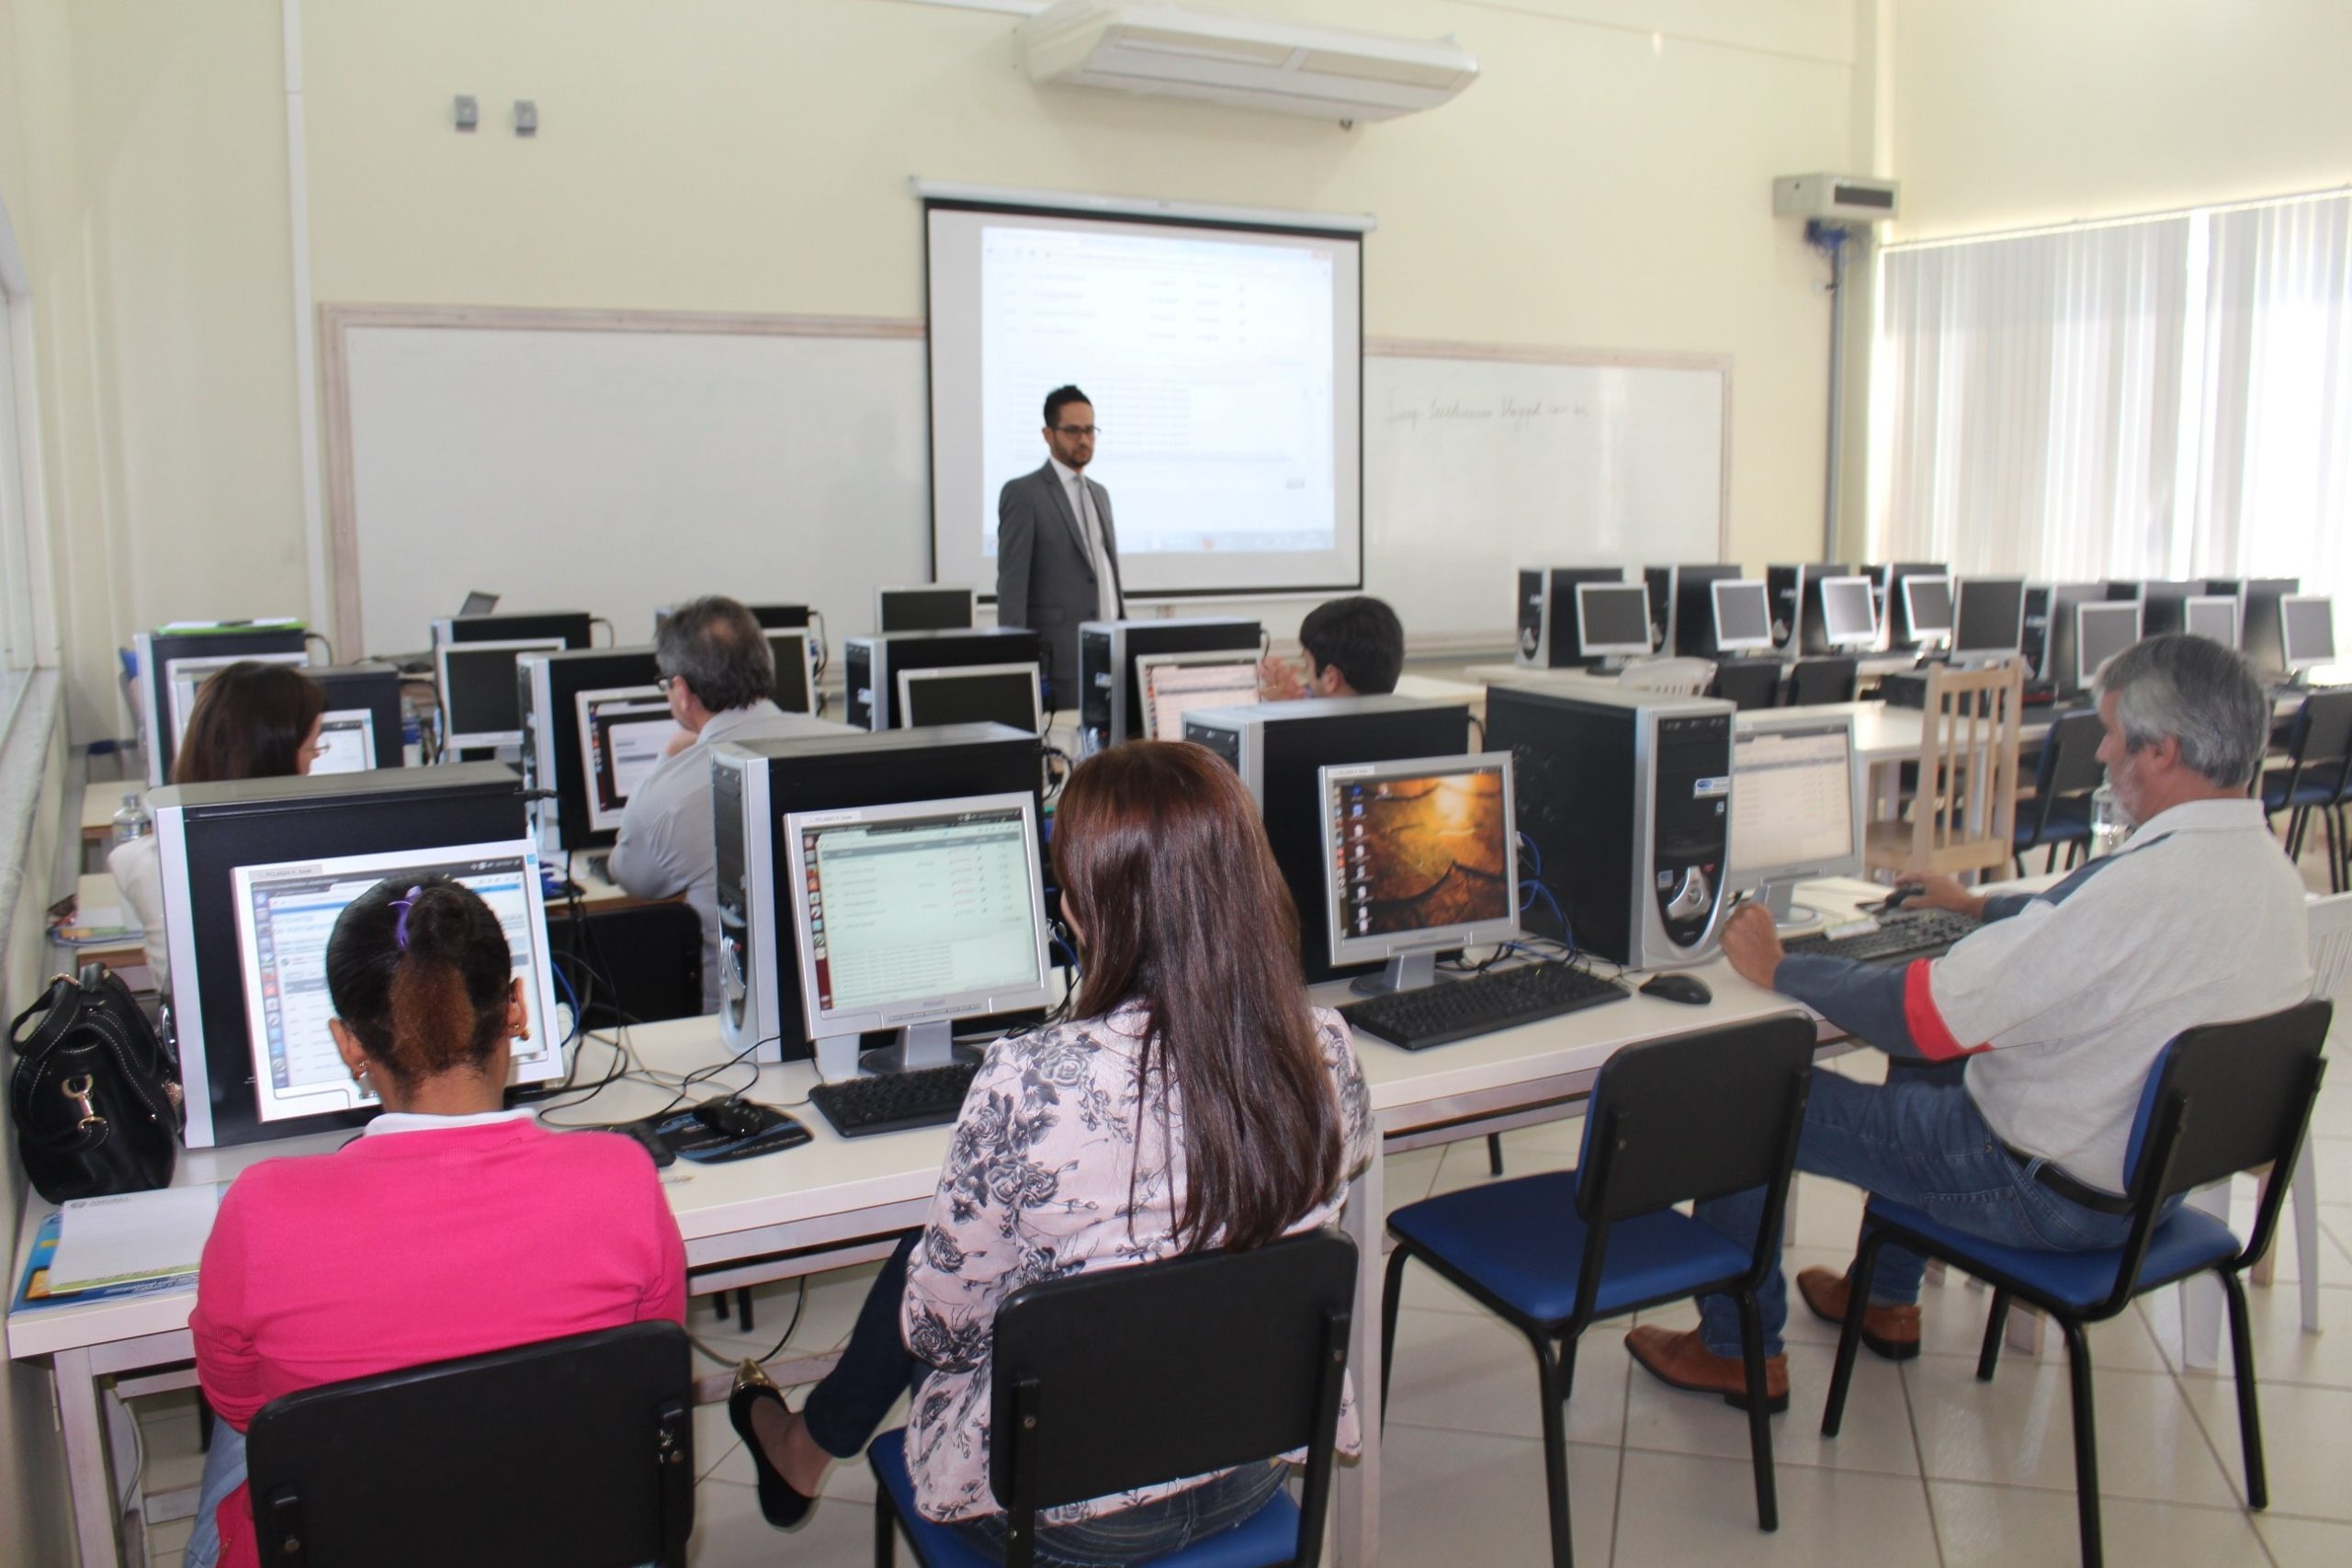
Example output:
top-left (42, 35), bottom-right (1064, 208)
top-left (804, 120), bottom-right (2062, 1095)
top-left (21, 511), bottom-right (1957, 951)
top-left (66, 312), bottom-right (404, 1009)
top-left (899, 999), bottom-right (1374, 1523)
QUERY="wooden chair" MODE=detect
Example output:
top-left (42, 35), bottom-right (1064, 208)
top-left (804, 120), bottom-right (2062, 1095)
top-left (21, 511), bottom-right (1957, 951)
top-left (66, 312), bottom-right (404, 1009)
top-left (1865, 660), bottom-right (2026, 879)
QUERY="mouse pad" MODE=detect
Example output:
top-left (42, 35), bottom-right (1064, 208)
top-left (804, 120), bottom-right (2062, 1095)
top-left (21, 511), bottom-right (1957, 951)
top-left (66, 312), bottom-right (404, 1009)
top-left (656, 1105), bottom-right (812, 1164)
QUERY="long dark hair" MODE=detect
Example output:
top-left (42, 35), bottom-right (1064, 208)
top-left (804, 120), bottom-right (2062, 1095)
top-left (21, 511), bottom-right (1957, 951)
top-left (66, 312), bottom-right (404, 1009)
top-left (325, 876), bottom-right (514, 1089)
top-left (174, 662), bottom-right (326, 784)
top-left (1052, 741), bottom-right (1340, 1252)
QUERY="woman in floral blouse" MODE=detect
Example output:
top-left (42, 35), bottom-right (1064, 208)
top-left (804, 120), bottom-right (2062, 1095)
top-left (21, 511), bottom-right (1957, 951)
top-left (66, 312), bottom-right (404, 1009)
top-left (731, 739), bottom-right (1373, 1563)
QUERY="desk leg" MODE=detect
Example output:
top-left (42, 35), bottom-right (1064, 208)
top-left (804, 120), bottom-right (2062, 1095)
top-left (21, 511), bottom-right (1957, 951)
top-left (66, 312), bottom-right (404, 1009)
top-left (1336, 1151), bottom-right (1384, 1568)
top-left (55, 1346), bottom-right (127, 1568)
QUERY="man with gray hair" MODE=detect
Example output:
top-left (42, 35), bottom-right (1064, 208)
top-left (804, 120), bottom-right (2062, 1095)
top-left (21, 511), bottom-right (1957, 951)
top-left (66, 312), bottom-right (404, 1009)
top-left (610, 595), bottom-right (844, 1011)
top-left (1626, 633), bottom-right (2312, 1410)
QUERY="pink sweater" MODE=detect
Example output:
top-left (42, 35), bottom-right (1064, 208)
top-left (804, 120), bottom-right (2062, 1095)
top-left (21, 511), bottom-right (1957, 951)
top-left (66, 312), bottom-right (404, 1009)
top-left (191, 1118), bottom-right (686, 1568)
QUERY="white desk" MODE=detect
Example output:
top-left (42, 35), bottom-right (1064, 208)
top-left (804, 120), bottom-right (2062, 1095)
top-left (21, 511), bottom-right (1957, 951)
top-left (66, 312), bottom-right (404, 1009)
top-left (12, 899), bottom-right (1871, 1568)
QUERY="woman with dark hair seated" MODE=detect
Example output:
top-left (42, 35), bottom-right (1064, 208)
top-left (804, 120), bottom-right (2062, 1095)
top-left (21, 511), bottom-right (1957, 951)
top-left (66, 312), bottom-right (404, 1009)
top-left (732, 740), bottom-right (1373, 1564)
top-left (111, 660), bottom-right (327, 993)
top-left (183, 878), bottom-right (686, 1568)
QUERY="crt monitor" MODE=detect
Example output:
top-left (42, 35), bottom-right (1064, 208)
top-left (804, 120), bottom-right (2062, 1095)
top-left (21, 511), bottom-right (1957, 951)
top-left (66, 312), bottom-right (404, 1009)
top-left (1902, 575), bottom-right (1955, 646)
top-left (1728, 714), bottom-right (1861, 931)
top-left (438, 637), bottom-right (564, 751)
top-left (766, 627), bottom-right (815, 715)
top-left (308, 710), bottom-right (379, 775)
top-left (1817, 576), bottom-right (1879, 649)
top-left (1712, 580), bottom-right (1775, 653)
top-left (1575, 581), bottom-right (1655, 660)
top-left (1952, 577), bottom-right (2027, 661)
top-left (2183, 595), bottom-right (2241, 649)
top-left (784, 791), bottom-right (1052, 1077)
top-left (896, 662), bottom-right (1043, 732)
top-left (877, 585), bottom-right (977, 635)
top-left (2283, 596), bottom-right (2337, 672)
top-left (1319, 753), bottom-right (1520, 997)
top-left (1135, 651), bottom-right (1261, 740)
top-left (576, 685), bottom-right (681, 835)
top-left (2075, 601), bottom-right (2143, 692)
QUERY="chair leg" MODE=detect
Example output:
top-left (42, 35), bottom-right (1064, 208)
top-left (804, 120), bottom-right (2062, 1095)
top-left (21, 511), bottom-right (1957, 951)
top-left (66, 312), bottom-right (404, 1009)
top-left (1976, 1290), bottom-right (2010, 1382)
top-left (1532, 1337), bottom-right (1579, 1568)
top-left (2058, 1317), bottom-right (2105, 1568)
top-left (737, 1287), bottom-right (754, 1333)
top-left (1487, 1133), bottom-right (1506, 1178)
top-left (1735, 1293), bottom-right (1779, 1532)
top-left (2290, 1135), bottom-right (2324, 1332)
top-left (1822, 1229), bottom-right (1887, 1437)
top-left (1379, 1244), bottom-right (1411, 1427)
top-left (874, 1490), bottom-right (898, 1567)
top-left (2222, 1270), bottom-right (2269, 1510)
top-left (2179, 1180), bottom-right (2233, 1371)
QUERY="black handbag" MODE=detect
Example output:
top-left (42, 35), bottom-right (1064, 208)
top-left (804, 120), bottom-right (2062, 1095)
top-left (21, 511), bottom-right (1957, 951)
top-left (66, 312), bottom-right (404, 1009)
top-left (9, 963), bottom-right (183, 1204)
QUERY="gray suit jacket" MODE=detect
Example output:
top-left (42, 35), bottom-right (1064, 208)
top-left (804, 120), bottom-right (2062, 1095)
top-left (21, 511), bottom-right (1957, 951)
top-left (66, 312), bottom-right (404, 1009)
top-left (996, 462), bottom-right (1125, 691)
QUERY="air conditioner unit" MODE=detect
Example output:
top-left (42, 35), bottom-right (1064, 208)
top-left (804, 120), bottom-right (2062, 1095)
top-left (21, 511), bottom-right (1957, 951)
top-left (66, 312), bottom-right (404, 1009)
top-left (1772, 173), bottom-right (1902, 224)
top-left (1021, 1), bottom-right (1478, 123)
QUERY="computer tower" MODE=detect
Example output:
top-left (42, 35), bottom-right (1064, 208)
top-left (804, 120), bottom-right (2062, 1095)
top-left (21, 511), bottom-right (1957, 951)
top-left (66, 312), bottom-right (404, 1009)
top-left (1767, 564), bottom-right (1849, 654)
top-left (1671, 565), bottom-right (1746, 658)
top-left (134, 626), bottom-right (312, 788)
top-left (1076, 617), bottom-right (1263, 748)
top-left (1883, 562), bottom-right (1951, 649)
top-left (710, 723), bottom-right (1045, 1062)
top-left (842, 627), bottom-right (1044, 730)
top-left (517, 646), bottom-right (663, 856)
top-left (2021, 585), bottom-right (2055, 683)
top-left (2242, 579), bottom-right (2302, 679)
top-left (1486, 683), bottom-right (1734, 969)
top-left (1181, 695), bottom-right (1474, 985)
top-left (1514, 567), bottom-right (1626, 669)
top-left (308, 663), bottom-right (405, 768)
top-left (430, 611), bottom-right (595, 649)
top-left (1643, 565), bottom-right (1732, 660)
top-left (2138, 581), bottom-right (2202, 637)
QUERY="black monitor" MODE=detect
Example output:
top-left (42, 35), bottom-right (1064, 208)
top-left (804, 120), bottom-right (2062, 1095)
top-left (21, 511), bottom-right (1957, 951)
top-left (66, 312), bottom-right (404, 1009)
top-left (653, 602), bottom-right (811, 633)
top-left (1670, 565), bottom-right (1745, 657)
top-left (432, 611), bottom-right (594, 649)
top-left (896, 662), bottom-right (1043, 732)
top-left (518, 647), bottom-right (665, 853)
top-left (307, 663), bottom-right (405, 775)
top-left (437, 638), bottom-right (564, 751)
top-left (877, 586), bottom-right (977, 634)
top-left (1952, 578), bottom-right (2027, 661)
top-left (134, 626), bottom-right (311, 788)
top-left (1884, 562), bottom-right (1951, 649)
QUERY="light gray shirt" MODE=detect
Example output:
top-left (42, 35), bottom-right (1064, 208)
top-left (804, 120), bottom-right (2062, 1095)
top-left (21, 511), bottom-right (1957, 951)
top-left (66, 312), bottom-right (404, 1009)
top-left (606, 700), bottom-right (851, 1011)
top-left (1049, 455), bottom-right (1118, 622)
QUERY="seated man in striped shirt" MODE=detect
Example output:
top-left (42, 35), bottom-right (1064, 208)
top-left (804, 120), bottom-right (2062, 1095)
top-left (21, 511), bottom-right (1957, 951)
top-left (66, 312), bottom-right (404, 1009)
top-left (1628, 633), bottom-right (2313, 1409)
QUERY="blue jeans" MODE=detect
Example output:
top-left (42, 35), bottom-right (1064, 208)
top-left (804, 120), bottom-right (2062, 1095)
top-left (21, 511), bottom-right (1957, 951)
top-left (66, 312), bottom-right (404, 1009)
top-left (1695, 1067), bottom-right (2151, 1359)
top-left (182, 1418), bottom-right (244, 1568)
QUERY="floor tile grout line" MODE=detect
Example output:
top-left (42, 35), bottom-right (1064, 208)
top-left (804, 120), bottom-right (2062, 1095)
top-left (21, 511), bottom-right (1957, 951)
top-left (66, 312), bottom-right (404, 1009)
top-left (1606, 1317), bottom-right (1631, 1568)
top-left (1896, 1357), bottom-right (1952, 1568)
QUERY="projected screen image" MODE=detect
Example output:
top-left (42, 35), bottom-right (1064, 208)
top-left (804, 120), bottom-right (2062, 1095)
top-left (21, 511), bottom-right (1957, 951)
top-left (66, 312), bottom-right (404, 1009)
top-left (576, 686), bottom-right (681, 833)
top-left (1329, 765), bottom-right (1512, 942)
top-left (231, 842), bottom-right (562, 1124)
top-left (928, 206), bottom-right (1363, 598)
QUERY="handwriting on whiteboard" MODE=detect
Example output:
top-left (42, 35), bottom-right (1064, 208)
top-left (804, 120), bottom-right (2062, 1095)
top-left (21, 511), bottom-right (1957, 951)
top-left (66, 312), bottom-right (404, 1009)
top-left (1387, 398), bottom-right (1589, 427)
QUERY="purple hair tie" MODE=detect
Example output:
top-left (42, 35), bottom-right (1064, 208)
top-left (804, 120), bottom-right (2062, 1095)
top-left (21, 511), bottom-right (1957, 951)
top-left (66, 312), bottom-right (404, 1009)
top-left (390, 886), bottom-right (424, 951)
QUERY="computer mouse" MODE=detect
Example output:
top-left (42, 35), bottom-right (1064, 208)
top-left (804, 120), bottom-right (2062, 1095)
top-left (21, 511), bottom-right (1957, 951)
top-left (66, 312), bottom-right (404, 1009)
top-left (1639, 973), bottom-right (1713, 1006)
top-left (1872, 885), bottom-right (1924, 915)
top-left (695, 1098), bottom-right (773, 1139)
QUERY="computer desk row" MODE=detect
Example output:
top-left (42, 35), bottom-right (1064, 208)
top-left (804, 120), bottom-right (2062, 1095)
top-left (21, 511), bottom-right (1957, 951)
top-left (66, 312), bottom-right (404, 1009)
top-left (11, 877), bottom-right (1903, 1568)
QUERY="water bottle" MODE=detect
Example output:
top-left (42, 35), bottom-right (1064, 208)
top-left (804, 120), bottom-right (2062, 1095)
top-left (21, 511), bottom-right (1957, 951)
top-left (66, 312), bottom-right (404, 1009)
top-left (400, 693), bottom-right (425, 767)
top-left (2088, 783), bottom-right (2129, 859)
top-left (109, 792), bottom-right (150, 848)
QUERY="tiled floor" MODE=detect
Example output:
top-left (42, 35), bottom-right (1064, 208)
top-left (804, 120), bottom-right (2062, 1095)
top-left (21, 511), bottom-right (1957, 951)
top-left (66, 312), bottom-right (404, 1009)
top-left (127, 837), bottom-right (2351, 1567)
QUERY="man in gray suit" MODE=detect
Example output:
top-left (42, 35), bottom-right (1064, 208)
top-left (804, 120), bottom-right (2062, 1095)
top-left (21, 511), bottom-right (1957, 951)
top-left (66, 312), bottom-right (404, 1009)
top-left (996, 385), bottom-right (1125, 693)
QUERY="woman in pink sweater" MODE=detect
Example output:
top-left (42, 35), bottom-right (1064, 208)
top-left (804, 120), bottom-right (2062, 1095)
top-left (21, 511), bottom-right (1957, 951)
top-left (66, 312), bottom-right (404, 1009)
top-left (186, 877), bottom-right (686, 1568)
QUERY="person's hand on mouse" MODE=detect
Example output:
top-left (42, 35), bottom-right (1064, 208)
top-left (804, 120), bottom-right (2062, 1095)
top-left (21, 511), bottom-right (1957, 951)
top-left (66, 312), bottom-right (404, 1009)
top-left (1720, 903), bottom-right (1786, 990)
top-left (1889, 872), bottom-right (1988, 920)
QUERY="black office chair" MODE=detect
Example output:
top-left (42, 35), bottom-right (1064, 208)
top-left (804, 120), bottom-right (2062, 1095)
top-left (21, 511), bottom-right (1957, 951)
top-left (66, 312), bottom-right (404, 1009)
top-left (2013, 707), bottom-right (2105, 875)
top-left (1785, 656), bottom-right (1859, 706)
top-left (1710, 660), bottom-right (1781, 712)
top-left (246, 1321), bottom-right (695, 1566)
top-left (544, 899), bottom-right (705, 1029)
top-left (2259, 690), bottom-right (2352, 892)
top-left (1821, 999), bottom-right (2333, 1568)
top-left (869, 1231), bottom-right (1357, 1568)
top-left (1382, 1015), bottom-right (1818, 1568)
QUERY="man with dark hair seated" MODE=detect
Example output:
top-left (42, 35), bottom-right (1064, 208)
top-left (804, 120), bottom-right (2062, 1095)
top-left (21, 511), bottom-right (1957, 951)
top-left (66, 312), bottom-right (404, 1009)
top-left (1261, 594), bottom-right (1406, 700)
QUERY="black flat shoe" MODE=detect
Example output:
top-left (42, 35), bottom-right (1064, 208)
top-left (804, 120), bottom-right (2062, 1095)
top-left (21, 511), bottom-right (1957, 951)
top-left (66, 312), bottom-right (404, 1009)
top-left (729, 1359), bottom-right (817, 1529)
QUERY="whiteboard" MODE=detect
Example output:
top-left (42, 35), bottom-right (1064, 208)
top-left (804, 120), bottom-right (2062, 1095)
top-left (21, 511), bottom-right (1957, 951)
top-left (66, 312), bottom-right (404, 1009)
top-left (328, 312), bottom-right (1727, 656)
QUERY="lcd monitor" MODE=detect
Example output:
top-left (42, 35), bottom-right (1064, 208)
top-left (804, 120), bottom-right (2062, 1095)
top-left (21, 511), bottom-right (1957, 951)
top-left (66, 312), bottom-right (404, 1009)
top-left (437, 637), bottom-right (565, 751)
top-left (1136, 651), bottom-right (1262, 741)
top-left (876, 586), bottom-right (977, 635)
top-left (2282, 596), bottom-right (2337, 672)
top-left (1575, 582), bottom-right (1655, 660)
top-left (2182, 595), bottom-right (2241, 649)
top-left (896, 662), bottom-right (1044, 733)
top-left (1884, 562), bottom-right (1951, 649)
top-left (1817, 576), bottom-right (1879, 649)
top-left (1902, 576), bottom-right (1955, 647)
top-left (1711, 581), bottom-right (1776, 654)
top-left (306, 710), bottom-right (378, 776)
top-left (1319, 753), bottom-right (1520, 997)
top-left (2074, 602), bottom-right (2143, 692)
top-left (575, 685), bottom-right (681, 835)
top-left (1728, 714), bottom-right (1861, 931)
top-left (1951, 578), bottom-right (2027, 662)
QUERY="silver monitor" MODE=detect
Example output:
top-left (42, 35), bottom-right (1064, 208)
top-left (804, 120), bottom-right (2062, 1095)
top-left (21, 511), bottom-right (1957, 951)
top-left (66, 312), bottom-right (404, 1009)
top-left (1818, 576), bottom-right (1879, 649)
top-left (1136, 651), bottom-right (1262, 740)
top-left (896, 662), bottom-right (1044, 733)
top-left (1729, 713), bottom-right (1861, 931)
top-left (1712, 580), bottom-right (1776, 653)
top-left (1952, 578), bottom-right (2027, 661)
top-left (1575, 581), bottom-right (1655, 660)
top-left (1319, 753), bottom-right (1521, 996)
top-left (574, 684), bottom-right (679, 835)
top-left (2182, 595), bottom-right (2240, 649)
top-left (307, 709), bottom-right (379, 776)
top-left (2282, 595), bottom-right (2336, 672)
top-left (1902, 575), bottom-right (1955, 645)
top-left (2075, 602), bottom-right (2143, 692)
top-left (766, 627), bottom-right (816, 716)
top-left (436, 637), bottom-right (564, 751)
top-left (784, 792), bottom-right (1053, 1077)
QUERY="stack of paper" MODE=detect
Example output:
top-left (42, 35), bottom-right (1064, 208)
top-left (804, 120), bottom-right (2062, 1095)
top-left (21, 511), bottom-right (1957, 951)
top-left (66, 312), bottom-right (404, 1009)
top-left (42, 1186), bottom-right (220, 1296)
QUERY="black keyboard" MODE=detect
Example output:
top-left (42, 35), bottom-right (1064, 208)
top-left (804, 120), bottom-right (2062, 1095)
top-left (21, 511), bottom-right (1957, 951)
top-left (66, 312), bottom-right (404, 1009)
top-left (808, 1061), bottom-right (981, 1138)
top-left (1340, 963), bottom-right (1630, 1052)
top-left (1782, 908), bottom-right (1982, 964)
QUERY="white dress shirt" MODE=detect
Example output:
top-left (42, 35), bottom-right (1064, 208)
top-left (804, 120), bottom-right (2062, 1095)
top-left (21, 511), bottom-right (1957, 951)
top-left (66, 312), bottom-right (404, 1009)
top-left (1047, 455), bottom-right (1119, 621)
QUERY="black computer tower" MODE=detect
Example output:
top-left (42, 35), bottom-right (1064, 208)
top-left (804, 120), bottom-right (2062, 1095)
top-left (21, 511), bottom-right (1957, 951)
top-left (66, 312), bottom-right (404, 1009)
top-left (2138, 581), bottom-right (2203, 637)
top-left (842, 627), bottom-right (1044, 730)
top-left (710, 724), bottom-right (1045, 1061)
top-left (1643, 565), bottom-right (1732, 660)
top-left (2038, 583), bottom-right (2107, 694)
top-left (518, 646), bottom-right (662, 855)
top-left (1486, 683), bottom-right (1734, 969)
top-left (1672, 565), bottom-right (1746, 658)
top-left (1767, 564), bottom-right (1849, 655)
top-left (1076, 617), bottom-right (1263, 747)
top-left (1180, 695), bottom-right (1473, 984)
top-left (2242, 580), bottom-right (2302, 678)
top-left (309, 663), bottom-right (405, 768)
top-left (1515, 566), bottom-right (1626, 668)
top-left (2021, 585), bottom-right (2055, 683)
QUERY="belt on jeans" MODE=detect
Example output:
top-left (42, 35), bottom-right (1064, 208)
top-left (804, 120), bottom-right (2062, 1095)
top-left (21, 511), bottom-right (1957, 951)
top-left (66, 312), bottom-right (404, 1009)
top-left (2004, 1142), bottom-right (2136, 1216)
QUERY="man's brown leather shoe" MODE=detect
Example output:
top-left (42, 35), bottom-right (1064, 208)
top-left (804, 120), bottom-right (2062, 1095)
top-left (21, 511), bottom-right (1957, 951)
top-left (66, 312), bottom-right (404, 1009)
top-left (1796, 1266), bottom-right (1922, 1361)
top-left (1624, 1325), bottom-right (1789, 1413)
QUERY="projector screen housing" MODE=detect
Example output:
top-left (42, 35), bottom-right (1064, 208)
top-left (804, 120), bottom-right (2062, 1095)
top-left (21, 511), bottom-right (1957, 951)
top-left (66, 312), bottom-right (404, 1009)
top-left (926, 198), bottom-right (1363, 601)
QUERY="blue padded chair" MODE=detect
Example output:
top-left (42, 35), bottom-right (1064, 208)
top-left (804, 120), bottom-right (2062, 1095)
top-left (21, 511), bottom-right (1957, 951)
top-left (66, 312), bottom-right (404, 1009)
top-left (2012, 707), bottom-right (2106, 876)
top-left (869, 1231), bottom-right (1356, 1568)
top-left (1820, 998), bottom-right (2334, 1568)
top-left (2260, 689), bottom-right (2352, 892)
top-left (1380, 1015), bottom-right (1818, 1568)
